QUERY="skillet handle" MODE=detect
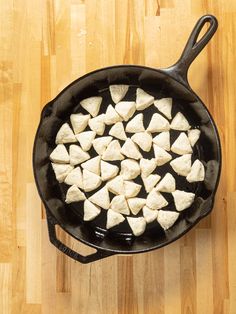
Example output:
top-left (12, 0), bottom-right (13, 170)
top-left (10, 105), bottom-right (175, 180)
top-left (46, 211), bottom-right (115, 264)
top-left (163, 15), bottom-right (218, 87)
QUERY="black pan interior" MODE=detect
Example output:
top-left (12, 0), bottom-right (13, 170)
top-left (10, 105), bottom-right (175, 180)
top-left (33, 65), bottom-right (221, 253)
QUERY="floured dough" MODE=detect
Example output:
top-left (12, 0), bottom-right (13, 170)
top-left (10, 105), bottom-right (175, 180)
top-left (131, 132), bottom-right (153, 152)
top-left (153, 145), bottom-right (172, 166)
top-left (157, 210), bottom-right (179, 230)
top-left (156, 173), bottom-right (176, 193)
top-left (88, 114), bottom-right (105, 135)
top-left (172, 190), bottom-right (195, 211)
top-left (65, 185), bottom-right (86, 203)
top-left (171, 132), bottom-right (192, 155)
top-left (80, 96), bottom-right (102, 117)
top-left (170, 112), bottom-right (190, 131)
top-left (102, 140), bottom-right (124, 161)
top-left (125, 113), bottom-right (145, 133)
top-left (188, 129), bottom-right (201, 147)
top-left (143, 206), bottom-right (158, 223)
top-left (120, 159), bottom-right (140, 180)
top-left (186, 159), bottom-right (205, 182)
top-left (115, 101), bottom-right (136, 121)
top-left (104, 104), bottom-right (122, 125)
top-left (127, 217), bottom-right (146, 236)
top-left (69, 145), bottom-right (90, 165)
top-left (56, 123), bottom-right (76, 144)
top-left (109, 84), bottom-right (129, 104)
top-left (81, 156), bottom-right (101, 176)
top-left (83, 200), bottom-right (101, 221)
top-left (146, 190), bottom-right (168, 210)
top-left (127, 198), bottom-right (146, 215)
top-left (152, 131), bottom-right (170, 151)
top-left (100, 160), bottom-right (119, 181)
top-left (106, 209), bottom-right (125, 229)
top-left (50, 144), bottom-right (70, 163)
top-left (92, 136), bottom-right (113, 155)
top-left (106, 175), bottom-right (125, 195)
top-left (170, 154), bottom-right (192, 176)
top-left (110, 195), bottom-right (130, 215)
top-left (147, 113), bottom-right (170, 132)
top-left (121, 138), bottom-right (142, 160)
top-left (109, 122), bottom-right (127, 140)
top-left (88, 186), bottom-right (110, 209)
top-left (64, 166), bottom-right (83, 189)
top-left (75, 131), bottom-right (96, 151)
top-left (154, 98), bottom-right (172, 119)
top-left (124, 181), bottom-right (142, 198)
top-left (70, 113), bottom-right (90, 134)
top-left (51, 163), bottom-right (74, 183)
top-left (140, 158), bottom-right (157, 177)
top-left (142, 174), bottom-right (161, 193)
top-left (82, 169), bottom-right (102, 192)
top-left (136, 88), bottom-right (154, 110)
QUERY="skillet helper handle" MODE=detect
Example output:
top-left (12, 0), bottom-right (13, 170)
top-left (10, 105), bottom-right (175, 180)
top-left (163, 15), bottom-right (218, 87)
top-left (46, 211), bottom-right (115, 264)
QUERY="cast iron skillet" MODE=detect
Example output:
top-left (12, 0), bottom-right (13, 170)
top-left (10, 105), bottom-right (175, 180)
top-left (33, 15), bottom-right (221, 263)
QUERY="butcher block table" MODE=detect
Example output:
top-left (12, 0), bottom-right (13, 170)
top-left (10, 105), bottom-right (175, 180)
top-left (0, 0), bottom-right (235, 313)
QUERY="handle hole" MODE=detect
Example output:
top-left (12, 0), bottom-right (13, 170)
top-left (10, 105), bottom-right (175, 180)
top-left (194, 22), bottom-right (211, 47)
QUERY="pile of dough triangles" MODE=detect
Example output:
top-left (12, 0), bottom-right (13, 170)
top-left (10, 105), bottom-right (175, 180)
top-left (50, 84), bottom-right (204, 237)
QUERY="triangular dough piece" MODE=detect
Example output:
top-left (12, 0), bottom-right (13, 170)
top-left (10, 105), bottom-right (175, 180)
top-left (80, 96), bottom-right (102, 117)
top-left (100, 160), bottom-right (119, 181)
top-left (152, 131), bottom-right (170, 151)
top-left (88, 186), bottom-right (110, 209)
top-left (88, 114), bottom-right (105, 135)
top-left (142, 174), bottom-right (161, 193)
top-left (156, 173), bottom-right (176, 193)
top-left (110, 195), bottom-right (130, 215)
top-left (188, 129), bottom-right (201, 147)
top-left (102, 140), bottom-right (124, 161)
top-left (153, 145), bottom-right (172, 166)
top-left (154, 98), bottom-right (172, 119)
top-left (157, 210), bottom-right (179, 230)
top-left (82, 169), bottom-right (102, 192)
top-left (83, 200), bottom-right (101, 221)
top-left (69, 145), bottom-right (90, 165)
top-left (186, 159), bottom-right (205, 182)
top-left (106, 209), bottom-right (125, 229)
top-left (109, 85), bottom-right (129, 104)
top-left (70, 113), bottom-right (90, 134)
top-left (65, 185), bottom-right (86, 203)
top-left (124, 181), bottom-right (142, 198)
top-left (55, 123), bottom-right (76, 144)
top-left (120, 159), bottom-right (140, 180)
top-left (109, 122), bottom-right (127, 140)
top-left (140, 158), bottom-right (157, 177)
top-left (146, 190), bottom-right (168, 210)
top-left (121, 138), bottom-right (142, 160)
top-left (136, 88), bottom-right (154, 110)
top-left (170, 154), bottom-right (192, 176)
top-left (147, 113), bottom-right (170, 132)
top-left (92, 136), bottom-right (113, 155)
top-left (131, 132), bottom-right (152, 152)
top-left (115, 101), bottom-right (136, 121)
top-left (104, 104), bottom-right (122, 125)
top-left (107, 175), bottom-right (125, 195)
top-left (50, 144), bottom-right (70, 163)
top-left (64, 166), bottom-right (83, 189)
top-left (142, 206), bottom-right (158, 223)
top-left (170, 112), bottom-right (190, 131)
top-left (51, 163), bottom-right (74, 183)
top-left (81, 156), bottom-right (101, 175)
top-left (127, 217), bottom-right (146, 236)
top-left (75, 131), bottom-right (96, 151)
top-left (127, 198), bottom-right (146, 215)
top-left (172, 190), bottom-right (195, 211)
top-left (171, 132), bottom-right (193, 155)
top-left (125, 114), bottom-right (145, 133)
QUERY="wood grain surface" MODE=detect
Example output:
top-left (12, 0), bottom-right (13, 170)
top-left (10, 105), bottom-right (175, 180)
top-left (0, 0), bottom-right (235, 313)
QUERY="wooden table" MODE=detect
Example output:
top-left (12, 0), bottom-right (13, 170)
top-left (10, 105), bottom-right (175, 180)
top-left (0, 1), bottom-right (235, 313)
